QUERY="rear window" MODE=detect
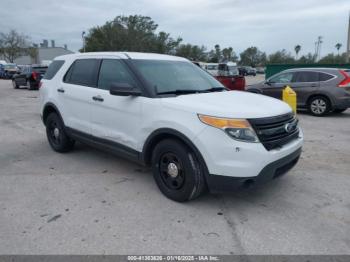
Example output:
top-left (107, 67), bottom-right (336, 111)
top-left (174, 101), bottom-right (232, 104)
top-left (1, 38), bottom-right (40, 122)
top-left (43, 60), bottom-right (64, 80)
top-left (33, 66), bottom-right (47, 73)
top-left (64, 59), bottom-right (98, 86)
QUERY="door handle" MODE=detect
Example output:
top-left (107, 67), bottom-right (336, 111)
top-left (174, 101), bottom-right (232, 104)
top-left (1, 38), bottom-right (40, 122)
top-left (92, 95), bottom-right (104, 102)
top-left (57, 88), bottom-right (65, 93)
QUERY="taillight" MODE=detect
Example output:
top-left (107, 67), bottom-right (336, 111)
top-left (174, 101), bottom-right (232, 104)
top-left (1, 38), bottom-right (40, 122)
top-left (38, 81), bottom-right (43, 89)
top-left (338, 70), bottom-right (350, 88)
top-left (31, 71), bottom-right (37, 81)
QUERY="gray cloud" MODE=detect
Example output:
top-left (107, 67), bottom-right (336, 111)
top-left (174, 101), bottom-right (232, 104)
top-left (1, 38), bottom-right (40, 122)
top-left (1, 0), bottom-right (349, 57)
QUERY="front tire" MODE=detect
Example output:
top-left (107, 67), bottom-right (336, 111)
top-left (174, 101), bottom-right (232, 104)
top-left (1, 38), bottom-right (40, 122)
top-left (46, 113), bottom-right (75, 153)
top-left (151, 139), bottom-right (206, 202)
top-left (308, 96), bottom-right (331, 116)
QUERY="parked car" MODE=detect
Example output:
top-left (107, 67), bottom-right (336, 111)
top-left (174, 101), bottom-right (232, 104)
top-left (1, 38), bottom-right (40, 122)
top-left (246, 68), bottom-right (350, 116)
top-left (204, 63), bottom-right (219, 75)
top-left (238, 66), bottom-right (257, 76)
top-left (256, 67), bottom-right (265, 74)
top-left (12, 65), bottom-right (48, 90)
top-left (215, 62), bottom-right (246, 90)
top-left (238, 66), bottom-right (247, 76)
top-left (40, 52), bottom-right (303, 202)
top-left (0, 63), bottom-right (19, 79)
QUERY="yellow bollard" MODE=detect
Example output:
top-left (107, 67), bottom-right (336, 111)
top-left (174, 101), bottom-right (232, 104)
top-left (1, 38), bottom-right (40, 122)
top-left (282, 86), bottom-right (297, 114)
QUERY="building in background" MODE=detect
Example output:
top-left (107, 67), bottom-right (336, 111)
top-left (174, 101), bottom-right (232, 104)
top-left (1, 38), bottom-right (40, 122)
top-left (12, 39), bottom-right (74, 65)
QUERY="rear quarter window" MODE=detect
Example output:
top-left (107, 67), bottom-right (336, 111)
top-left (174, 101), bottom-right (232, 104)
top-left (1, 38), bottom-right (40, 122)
top-left (43, 60), bottom-right (64, 80)
top-left (319, 72), bottom-right (334, 81)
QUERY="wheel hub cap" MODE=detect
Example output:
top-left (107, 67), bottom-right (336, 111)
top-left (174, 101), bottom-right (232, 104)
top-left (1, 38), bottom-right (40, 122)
top-left (167, 162), bottom-right (179, 178)
top-left (53, 127), bottom-right (60, 139)
top-left (311, 99), bottom-right (326, 114)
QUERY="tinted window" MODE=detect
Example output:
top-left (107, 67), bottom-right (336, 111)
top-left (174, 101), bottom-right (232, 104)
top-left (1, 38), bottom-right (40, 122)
top-left (319, 72), bottom-right (334, 81)
top-left (44, 60), bottom-right (64, 80)
top-left (98, 59), bottom-right (137, 90)
top-left (65, 59), bottom-right (97, 86)
top-left (294, 71), bottom-right (319, 82)
top-left (132, 60), bottom-right (224, 93)
top-left (270, 72), bottom-right (294, 83)
top-left (33, 66), bottom-right (48, 75)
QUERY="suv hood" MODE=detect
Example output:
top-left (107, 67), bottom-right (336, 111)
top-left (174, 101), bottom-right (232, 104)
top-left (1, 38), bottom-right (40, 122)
top-left (161, 91), bottom-right (292, 119)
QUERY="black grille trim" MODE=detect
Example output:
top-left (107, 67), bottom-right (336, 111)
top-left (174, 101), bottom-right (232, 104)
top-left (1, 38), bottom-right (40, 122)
top-left (249, 113), bottom-right (300, 151)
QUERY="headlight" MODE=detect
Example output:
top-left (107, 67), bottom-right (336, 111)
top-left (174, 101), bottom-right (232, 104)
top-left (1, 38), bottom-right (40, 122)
top-left (198, 114), bottom-right (259, 143)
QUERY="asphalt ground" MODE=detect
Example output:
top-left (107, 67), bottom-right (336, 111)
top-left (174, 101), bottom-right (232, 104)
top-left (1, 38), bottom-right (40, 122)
top-left (0, 78), bottom-right (349, 254)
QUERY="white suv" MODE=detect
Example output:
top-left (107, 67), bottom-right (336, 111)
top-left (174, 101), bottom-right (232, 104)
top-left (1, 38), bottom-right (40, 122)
top-left (40, 52), bottom-right (303, 202)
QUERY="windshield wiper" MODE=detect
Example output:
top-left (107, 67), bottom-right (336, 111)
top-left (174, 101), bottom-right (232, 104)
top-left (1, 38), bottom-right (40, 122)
top-left (200, 87), bottom-right (227, 92)
top-left (157, 87), bottom-right (226, 95)
top-left (157, 89), bottom-right (203, 95)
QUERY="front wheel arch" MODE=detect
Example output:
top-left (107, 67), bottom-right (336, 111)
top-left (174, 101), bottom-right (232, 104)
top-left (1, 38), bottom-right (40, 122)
top-left (42, 103), bottom-right (65, 126)
top-left (142, 128), bottom-right (209, 175)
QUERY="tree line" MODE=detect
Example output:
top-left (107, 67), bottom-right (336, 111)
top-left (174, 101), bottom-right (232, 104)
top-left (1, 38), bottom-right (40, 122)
top-left (1, 15), bottom-right (348, 66)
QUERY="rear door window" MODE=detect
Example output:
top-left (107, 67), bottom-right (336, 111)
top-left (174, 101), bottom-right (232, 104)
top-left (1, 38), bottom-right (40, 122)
top-left (97, 59), bottom-right (138, 90)
top-left (65, 59), bottom-right (99, 87)
top-left (294, 71), bottom-right (319, 82)
top-left (44, 60), bottom-right (64, 80)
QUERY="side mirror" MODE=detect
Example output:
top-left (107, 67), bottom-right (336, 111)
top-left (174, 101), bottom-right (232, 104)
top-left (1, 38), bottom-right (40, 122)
top-left (109, 83), bottom-right (141, 96)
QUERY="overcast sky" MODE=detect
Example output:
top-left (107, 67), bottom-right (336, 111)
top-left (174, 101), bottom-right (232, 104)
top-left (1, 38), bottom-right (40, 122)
top-left (1, 0), bottom-right (349, 57)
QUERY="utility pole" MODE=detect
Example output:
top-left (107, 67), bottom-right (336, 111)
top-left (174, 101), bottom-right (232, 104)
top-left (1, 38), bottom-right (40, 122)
top-left (347, 11), bottom-right (350, 63)
top-left (82, 31), bottom-right (86, 53)
top-left (314, 36), bottom-right (323, 62)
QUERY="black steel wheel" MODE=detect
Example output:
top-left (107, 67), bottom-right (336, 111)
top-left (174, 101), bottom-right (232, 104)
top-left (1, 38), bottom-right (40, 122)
top-left (159, 152), bottom-right (185, 190)
top-left (151, 139), bottom-right (206, 202)
top-left (46, 113), bottom-right (75, 152)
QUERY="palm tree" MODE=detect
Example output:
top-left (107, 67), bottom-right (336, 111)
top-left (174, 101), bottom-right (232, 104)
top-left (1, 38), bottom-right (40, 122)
top-left (294, 45), bottom-right (301, 60)
top-left (335, 43), bottom-right (342, 56)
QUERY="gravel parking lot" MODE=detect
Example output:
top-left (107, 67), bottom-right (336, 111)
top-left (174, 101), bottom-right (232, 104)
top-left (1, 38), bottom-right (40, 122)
top-left (0, 78), bottom-right (349, 255)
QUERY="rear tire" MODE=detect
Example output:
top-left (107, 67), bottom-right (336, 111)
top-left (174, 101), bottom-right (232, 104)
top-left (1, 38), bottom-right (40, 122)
top-left (12, 80), bottom-right (19, 89)
top-left (308, 96), bottom-right (331, 116)
top-left (46, 113), bottom-right (75, 153)
top-left (28, 81), bottom-right (35, 90)
top-left (151, 139), bottom-right (206, 202)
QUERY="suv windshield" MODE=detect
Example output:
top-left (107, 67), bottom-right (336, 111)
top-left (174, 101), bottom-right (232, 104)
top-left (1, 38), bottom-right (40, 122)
top-left (132, 60), bottom-right (224, 94)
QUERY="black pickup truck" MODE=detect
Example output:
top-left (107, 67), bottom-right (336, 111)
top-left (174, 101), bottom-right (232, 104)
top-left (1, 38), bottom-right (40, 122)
top-left (12, 65), bottom-right (48, 90)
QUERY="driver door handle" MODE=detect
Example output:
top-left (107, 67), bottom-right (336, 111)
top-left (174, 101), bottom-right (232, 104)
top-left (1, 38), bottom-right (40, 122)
top-left (57, 88), bottom-right (65, 93)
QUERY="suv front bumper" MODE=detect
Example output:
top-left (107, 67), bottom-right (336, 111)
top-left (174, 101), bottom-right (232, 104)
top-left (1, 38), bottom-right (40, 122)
top-left (206, 147), bottom-right (301, 193)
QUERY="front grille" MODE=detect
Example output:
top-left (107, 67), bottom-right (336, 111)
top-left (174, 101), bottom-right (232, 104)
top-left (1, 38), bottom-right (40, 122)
top-left (249, 113), bottom-right (299, 151)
